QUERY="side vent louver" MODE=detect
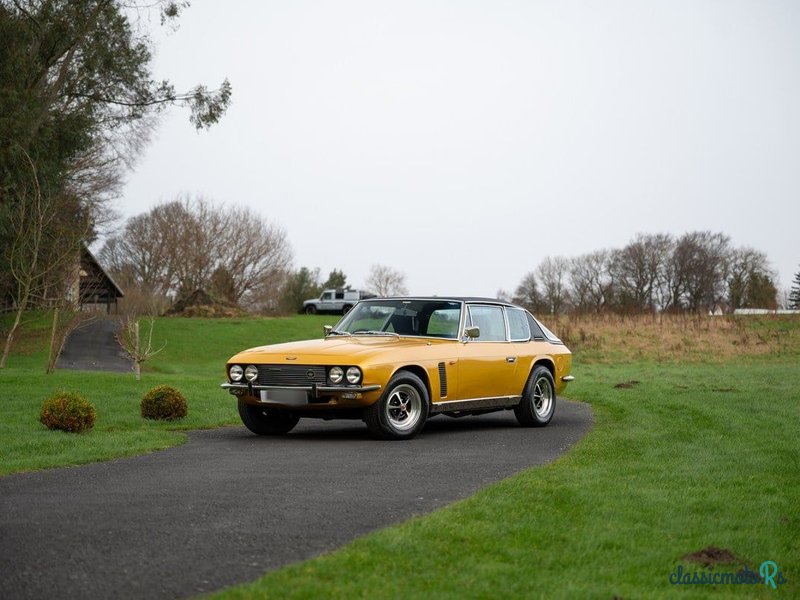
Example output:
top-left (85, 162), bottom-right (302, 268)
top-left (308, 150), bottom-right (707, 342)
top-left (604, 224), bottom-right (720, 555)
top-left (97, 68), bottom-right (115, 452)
top-left (438, 362), bottom-right (447, 398)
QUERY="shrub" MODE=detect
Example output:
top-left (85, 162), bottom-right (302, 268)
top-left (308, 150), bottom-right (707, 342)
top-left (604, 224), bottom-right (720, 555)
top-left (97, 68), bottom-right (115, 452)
top-left (39, 391), bottom-right (96, 433)
top-left (141, 385), bottom-right (187, 421)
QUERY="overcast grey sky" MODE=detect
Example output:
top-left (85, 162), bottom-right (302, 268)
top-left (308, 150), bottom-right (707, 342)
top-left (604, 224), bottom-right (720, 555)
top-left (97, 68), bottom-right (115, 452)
top-left (119, 0), bottom-right (800, 298)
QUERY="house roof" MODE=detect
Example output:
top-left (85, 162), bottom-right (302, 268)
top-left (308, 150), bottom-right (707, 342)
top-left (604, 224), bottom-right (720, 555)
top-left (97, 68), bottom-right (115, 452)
top-left (80, 245), bottom-right (124, 299)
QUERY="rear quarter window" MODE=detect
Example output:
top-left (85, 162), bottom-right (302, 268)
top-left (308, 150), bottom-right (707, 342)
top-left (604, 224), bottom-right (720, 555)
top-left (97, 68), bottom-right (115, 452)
top-left (507, 307), bottom-right (531, 341)
top-left (527, 313), bottom-right (546, 340)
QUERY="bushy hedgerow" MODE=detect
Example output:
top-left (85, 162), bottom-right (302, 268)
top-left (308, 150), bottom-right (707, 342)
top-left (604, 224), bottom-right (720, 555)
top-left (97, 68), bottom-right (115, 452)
top-left (39, 391), bottom-right (96, 433)
top-left (141, 385), bottom-right (187, 421)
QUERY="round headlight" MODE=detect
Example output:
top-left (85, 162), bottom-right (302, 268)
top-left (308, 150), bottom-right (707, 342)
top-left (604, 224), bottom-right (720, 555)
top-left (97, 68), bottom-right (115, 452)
top-left (229, 365), bottom-right (243, 382)
top-left (244, 365), bottom-right (259, 382)
top-left (346, 366), bottom-right (362, 384)
top-left (329, 366), bottom-right (344, 384)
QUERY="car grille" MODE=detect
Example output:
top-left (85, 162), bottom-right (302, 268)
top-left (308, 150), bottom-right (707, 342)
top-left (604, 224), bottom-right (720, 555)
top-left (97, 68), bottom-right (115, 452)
top-left (256, 365), bottom-right (327, 386)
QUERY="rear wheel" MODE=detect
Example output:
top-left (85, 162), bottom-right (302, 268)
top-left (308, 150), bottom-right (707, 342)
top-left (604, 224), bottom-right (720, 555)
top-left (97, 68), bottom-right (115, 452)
top-left (365, 371), bottom-right (429, 440)
top-left (514, 365), bottom-right (556, 427)
top-left (342, 304), bottom-right (352, 315)
top-left (238, 399), bottom-right (300, 435)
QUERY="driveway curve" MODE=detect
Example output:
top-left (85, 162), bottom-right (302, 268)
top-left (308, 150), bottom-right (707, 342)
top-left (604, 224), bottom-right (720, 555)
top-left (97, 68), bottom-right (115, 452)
top-left (0, 400), bottom-right (592, 599)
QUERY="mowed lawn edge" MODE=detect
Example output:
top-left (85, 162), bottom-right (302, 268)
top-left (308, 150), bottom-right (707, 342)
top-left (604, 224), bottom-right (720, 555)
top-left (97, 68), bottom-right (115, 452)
top-left (210, 359), bottom-right (798, 599)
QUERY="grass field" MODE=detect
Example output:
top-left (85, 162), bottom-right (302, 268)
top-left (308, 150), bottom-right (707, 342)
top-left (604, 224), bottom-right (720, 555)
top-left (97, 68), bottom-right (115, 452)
top-left (2, 312), bottom-right (798, 597)
top-left (0, 312), bottom-right (331, 475)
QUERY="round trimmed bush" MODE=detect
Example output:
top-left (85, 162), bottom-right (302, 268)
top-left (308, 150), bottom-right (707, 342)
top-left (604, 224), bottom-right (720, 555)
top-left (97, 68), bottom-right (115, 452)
top-left (40, 391), bottom-right (96, 433)
top-left (141, 385), bottom-right (187, 421)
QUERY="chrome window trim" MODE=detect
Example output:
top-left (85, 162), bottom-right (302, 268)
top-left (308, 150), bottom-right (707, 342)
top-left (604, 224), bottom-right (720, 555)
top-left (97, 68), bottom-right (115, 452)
top-left (506, 306), bottom-right (532, 342)
top-left (464, 304), bottom-right (509, 343)
top-left (534, 316), bottom-right (564, 344)
top-left (461, 302), bottom-right (472, 340)
top-left (525, 310), bottom-right (547, 341)
top-left (340, 299), bottom-right (464, 340)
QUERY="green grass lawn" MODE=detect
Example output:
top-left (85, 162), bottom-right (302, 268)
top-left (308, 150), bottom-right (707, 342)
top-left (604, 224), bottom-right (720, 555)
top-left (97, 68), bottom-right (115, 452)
top-left (0, 313), bottom-right (332, 475)
top-left (209, 358), bottom-right (798, 599)
top-left (2, 313), bottom-right (798, 597)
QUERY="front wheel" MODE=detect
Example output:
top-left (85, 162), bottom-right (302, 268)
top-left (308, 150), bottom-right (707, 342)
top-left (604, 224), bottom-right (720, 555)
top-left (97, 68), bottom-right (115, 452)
top-left (514, 365), bottom-right (556, 427)
top-left (304, 305), bottom-right (317, 314)
top-left (238, 399), bottom-right (300, 435)
top-left (364, 371), bottom-right (429, 440)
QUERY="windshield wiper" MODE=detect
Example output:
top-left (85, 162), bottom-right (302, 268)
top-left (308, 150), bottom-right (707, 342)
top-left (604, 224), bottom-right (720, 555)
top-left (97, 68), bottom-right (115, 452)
top-left (354, 330), bottom-right (400, 338)
top-left (328, 329), bottom-right (352, 337)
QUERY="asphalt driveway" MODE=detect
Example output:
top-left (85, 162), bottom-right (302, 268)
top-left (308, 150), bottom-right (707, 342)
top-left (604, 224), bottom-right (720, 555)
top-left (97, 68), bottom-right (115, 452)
top-left (56, 317), bottom-right (133, 373)
top-left (0, 401), bottom-right (592, 599)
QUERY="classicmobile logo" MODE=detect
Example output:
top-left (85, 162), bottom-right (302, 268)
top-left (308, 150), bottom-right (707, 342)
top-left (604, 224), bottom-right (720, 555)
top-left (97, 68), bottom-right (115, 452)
top-left (669, 561), bottom-right (787, 589)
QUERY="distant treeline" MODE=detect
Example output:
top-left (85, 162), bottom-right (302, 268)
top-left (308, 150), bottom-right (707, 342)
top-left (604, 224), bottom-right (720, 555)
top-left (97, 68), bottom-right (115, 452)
top-left (507, 231), bottom-right (781, 315)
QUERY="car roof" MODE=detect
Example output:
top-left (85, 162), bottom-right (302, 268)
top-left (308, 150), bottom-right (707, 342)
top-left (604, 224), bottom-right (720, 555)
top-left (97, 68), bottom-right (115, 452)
top-left (362, 296), bottom-right (522, 307)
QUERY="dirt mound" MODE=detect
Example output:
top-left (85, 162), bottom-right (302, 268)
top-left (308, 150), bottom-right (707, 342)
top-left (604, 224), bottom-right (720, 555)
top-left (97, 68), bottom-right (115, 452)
top-left (166, 289), bottom-right (243, 318)
top-left (682, 546), bottom-right (740, 567)
top-left (614, 380), bottom-right (641, 389)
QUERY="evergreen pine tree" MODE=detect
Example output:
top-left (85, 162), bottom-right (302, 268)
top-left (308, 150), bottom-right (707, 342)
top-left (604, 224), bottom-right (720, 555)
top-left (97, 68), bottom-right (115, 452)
top-left (790, 267), bottom-right (800, 309)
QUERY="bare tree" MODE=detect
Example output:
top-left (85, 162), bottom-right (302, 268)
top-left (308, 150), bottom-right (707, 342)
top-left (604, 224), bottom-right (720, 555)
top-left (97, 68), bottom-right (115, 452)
top-left (1, 149), bottom-right (86, 369)
top-left (512, 272), bottom-right (541, 312)
top-left (99, 204), bottom-right (180, 296)
top-left (665, 231), bottom-right (731, 312)
top-left (45, 301), bottom-right (88, 374)
top-left (99, 197), bottom-right (293, 309)
top-left (215, 204), bottom-right (292, 304)
top-left (116, 315), bottom-right (166, 380)
top-left (536, 256), bottom-right (571, 314)
top-left (366, 264), bottom-right (408, 296)
top-left (166, 198), bottom-right (222, 296)
top-left (610, 233), bottom-right (673, 312)
top-left (569, 250), bottom-right (615, 313)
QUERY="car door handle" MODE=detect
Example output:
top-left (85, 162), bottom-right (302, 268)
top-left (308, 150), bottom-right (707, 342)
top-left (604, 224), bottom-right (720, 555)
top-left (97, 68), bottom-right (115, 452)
top-left (506, 356), bottom-right (516, 363)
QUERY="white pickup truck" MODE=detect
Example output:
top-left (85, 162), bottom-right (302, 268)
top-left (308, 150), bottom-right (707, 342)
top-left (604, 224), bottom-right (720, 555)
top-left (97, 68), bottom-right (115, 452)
top-left (302, 289), bottom-right (375, 315)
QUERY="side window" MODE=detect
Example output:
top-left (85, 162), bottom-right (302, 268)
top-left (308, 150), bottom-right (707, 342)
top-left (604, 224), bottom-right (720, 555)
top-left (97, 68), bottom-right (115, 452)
top-left (467, 305), bottom-right (507, 342)
top-left (335, 291), bottom-right (344, 300)
top-left (322, 291), bottom-right (333, 301)
top-left (507, 308), bottom-right (531, 341)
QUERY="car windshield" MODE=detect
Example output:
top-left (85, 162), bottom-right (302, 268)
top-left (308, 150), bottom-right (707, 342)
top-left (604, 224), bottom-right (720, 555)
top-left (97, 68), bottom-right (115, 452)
top-left (335, 299), bottom-right (463, 339)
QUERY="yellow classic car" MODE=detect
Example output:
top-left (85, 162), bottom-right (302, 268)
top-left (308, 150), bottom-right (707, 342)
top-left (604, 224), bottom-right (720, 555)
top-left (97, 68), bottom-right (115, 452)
top-left (222, 297), bottom-right (574, 440)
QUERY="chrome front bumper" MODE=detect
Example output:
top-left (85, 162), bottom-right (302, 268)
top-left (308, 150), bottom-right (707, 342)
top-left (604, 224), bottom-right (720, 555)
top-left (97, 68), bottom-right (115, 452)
top-left (220, 382), bottom-right (381, 397)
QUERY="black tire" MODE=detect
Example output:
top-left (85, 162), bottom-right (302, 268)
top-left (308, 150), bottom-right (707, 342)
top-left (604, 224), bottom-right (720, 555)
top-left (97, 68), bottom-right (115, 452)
top-left (304, 305), bottom-right (317, 315)
top-left (238, 399), bottom-right (300, 435)
top-left (514, 365), bottom-right (556, 427)
top-left (342, 304), bottom-right (352, 315)
top-left (364, 371), bottom-right (429, 440)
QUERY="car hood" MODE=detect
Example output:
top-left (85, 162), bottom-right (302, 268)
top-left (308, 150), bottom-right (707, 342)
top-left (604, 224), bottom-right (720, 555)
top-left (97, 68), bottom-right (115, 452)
top-left (227, 336), bottom-right (448, 365)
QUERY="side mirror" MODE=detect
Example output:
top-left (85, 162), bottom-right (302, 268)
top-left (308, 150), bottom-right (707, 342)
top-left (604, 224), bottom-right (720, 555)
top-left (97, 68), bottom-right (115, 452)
top-left (323, 325), bottom-right (333, 336)
top-left (464, 326), bottom-right (480, 340)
